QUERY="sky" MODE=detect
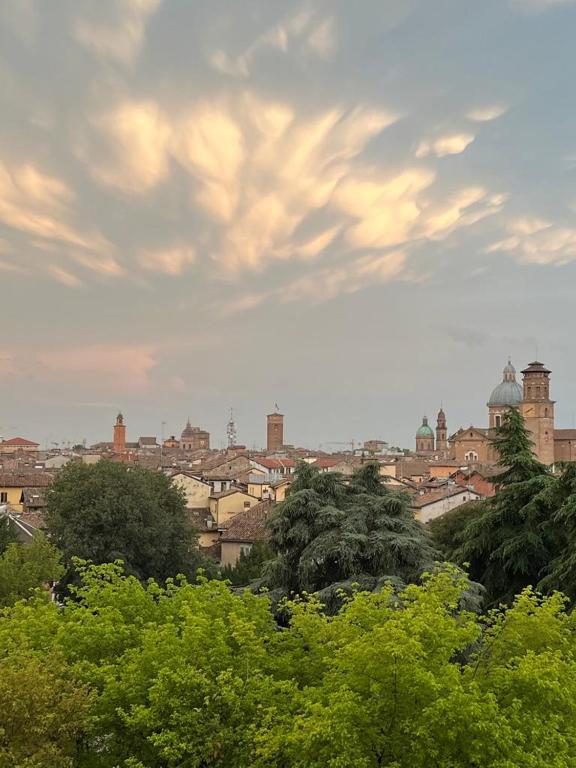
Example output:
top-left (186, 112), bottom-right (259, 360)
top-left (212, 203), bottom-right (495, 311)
top-left (1, 0), bottom-right (576, 450)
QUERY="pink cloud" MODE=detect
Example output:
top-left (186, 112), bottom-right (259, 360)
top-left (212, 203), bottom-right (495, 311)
top-left (0, 344), bottom-right (157, 391)
top-left (37, 344), bottom-right (157, 391)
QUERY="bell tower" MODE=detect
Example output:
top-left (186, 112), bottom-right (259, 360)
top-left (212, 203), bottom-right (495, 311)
top-left (267, 406), bottom-right (284, 452)
top-left (520, 361), bottom-right (555, 465)
top-left (436, 408), bottom-right (448, 454)
top-left (113, 412), bottom-right (126, 454)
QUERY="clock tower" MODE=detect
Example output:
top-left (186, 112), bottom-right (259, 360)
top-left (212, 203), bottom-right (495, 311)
top-left (520, 361), bottom-right (555, 465)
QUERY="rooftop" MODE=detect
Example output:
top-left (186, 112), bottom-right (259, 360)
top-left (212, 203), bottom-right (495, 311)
top-left (220, 500), bottom-right (272, 543)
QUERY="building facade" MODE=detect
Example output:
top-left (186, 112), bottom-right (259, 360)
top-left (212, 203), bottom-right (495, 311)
top-left (180, 420), bottom-right (210, 451)
top-left (447, 359), bottom-right (566, 466)
top-left (266, 411), bottom-right (284, 452)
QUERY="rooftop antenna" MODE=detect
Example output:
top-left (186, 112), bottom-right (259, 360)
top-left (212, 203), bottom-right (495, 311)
top-left (227, 408), bottom-right (238, 448)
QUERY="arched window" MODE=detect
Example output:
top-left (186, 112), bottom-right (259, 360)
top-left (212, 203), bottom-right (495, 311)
top-left (465, 451), bottom-right (479, 462)
top-left (527, 386), bottom-right (532, 398)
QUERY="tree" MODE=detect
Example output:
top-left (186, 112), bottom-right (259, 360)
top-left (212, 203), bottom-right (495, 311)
top-left (1, 563), bottom-right (576, 766)
top-left (221, 541), bottom-right (273, 586)
top-left (0, 651), bottom-right (93, 768)
top-left (0, 534), bottom-right (63, 607)
top-left (0, 517), bottom-right (17, 557)
top-left (428, 500), bottom-right (482, 562)
top-left (455, 407), bottom-right (559, 606)
top-left (45, 461), bottom-right (201, 587)
top-left (262, 462), bottom-right (437, 607)
top-left (538, 462), bottom-right (576, 600)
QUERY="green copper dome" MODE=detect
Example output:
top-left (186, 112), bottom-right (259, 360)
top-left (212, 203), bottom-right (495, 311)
top-left (416, 417), bottom-right (434, 438)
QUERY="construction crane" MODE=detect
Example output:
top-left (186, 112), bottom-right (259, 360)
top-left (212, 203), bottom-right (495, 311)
top-left (321, 440), bottom-right (356, 454)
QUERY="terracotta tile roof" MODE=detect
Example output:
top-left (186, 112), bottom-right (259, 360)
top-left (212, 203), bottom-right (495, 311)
top-left (219, 500), bottom-right (272, 543)
top-left (0, 437), bottom-right (39, 447)
top-left (312, 458), bottom-right (341, 468)
top-left (411, 486), bottom-right (481, 509)
top-left (0, 472), bottom-right (53, 488)
top-left (21, 488), bottom-right (48, 507)
top-left (209, 488), bottom-right (257, 500)
top-left (255, 457), bottom-right (296, 469)
top-left (187, 508), bottom-right (217, 532)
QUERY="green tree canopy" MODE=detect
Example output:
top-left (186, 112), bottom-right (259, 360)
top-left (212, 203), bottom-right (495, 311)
top-left (221, 540), bottom-right (273, 586)
top-left (455, 407), bottom-right (560, 606)
top-left (45, 460), bottom-right (201, 587)
top-left (0, 533), bottom-right (63, 607)
top-left (0, 516), bottom-right (18, 557)
top-left (1, 564), bottom-right (576, 766)
top-left (261, 462), bottom-right (437, 607)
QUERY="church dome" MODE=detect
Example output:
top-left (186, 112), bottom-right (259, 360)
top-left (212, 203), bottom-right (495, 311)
top-left (416, 417), bottom-right (434, 438)
top-left (488, 360), bottom-right (522, 406)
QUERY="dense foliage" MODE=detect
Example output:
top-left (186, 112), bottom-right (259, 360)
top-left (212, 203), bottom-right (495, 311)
top-left (0, 534), bottom-right (63, 607)
top-left (45, 461), bottom-right (202, 588)
top-left (262, 462), bottom-right (437, 606)
top-left (453, 408), bottom-right (566, 606)
top-left (0, 516), bottom-right (17, 556)
top-left (220, 540), bottom-right (273, 586)
top-left (2, 563), bottom-right (576, 767)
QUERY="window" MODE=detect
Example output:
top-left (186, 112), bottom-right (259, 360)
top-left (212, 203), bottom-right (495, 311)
top-left (495, 415), bottom-right (501, 427)
top-left (545, 408), bottom-right (548, 417)
top-left (243, 501), bottom-right (251, 509)
top-left (0, 492), bottom-right (7, 503)
top-left (536, 386), bottom-right (541, 398)
top-left (527, 386), bottom-right (532, 398)
top-left (465, 451), bottom-right (478, 462)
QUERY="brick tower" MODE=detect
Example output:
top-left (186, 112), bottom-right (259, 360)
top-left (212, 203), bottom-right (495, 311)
top-left (520, 361), bottom-right (555, 465)
top-left (267, 408), bottom-right (284, 452)
top-left (436, 408), bottom-right (448, 454)
top-left (113, 412), bottom-right (126, 454)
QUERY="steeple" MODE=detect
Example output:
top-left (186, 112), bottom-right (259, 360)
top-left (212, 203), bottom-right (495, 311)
top-left (436, 407), bottom-right (448, 453)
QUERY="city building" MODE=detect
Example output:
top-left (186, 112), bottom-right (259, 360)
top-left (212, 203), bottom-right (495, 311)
top-left (415, 417), bottom-right (435, 454)
top-left (266, 409), bottom-right (284, 452)
top-left (0, 437), bottom-right (40, 455)
top-left (180, 420), bottom-right (210, 451)
top-left (446, 359), bottom-right (568, 466)
top-left (412, 486), bottom-right (482, 524)
top-left (113, 413), bottom-right (126, 454)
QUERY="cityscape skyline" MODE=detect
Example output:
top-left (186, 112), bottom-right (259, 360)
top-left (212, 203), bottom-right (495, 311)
top-left (2, 354), bottom-right (575, 452)
top-left (1, 1), bottom-right (576, 447)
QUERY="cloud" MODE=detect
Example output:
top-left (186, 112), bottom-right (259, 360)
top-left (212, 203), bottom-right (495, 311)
top-left (280, 250), bottom-right (407, 303)
top-left (39, 344), bottom-right (157, 390)
top-left (416, 133), bottom-right (475, 158)
top-left (76, 100), bottom-right (171, 193)
top-left (466, 105), bottom-right (508, 122)
top-left (487, 217), bottom-right (576, 265)
top-left (72, 0), bottom-right (162, 67)
top-left (80, 92), bottom-right (398, 272)
top-left (0, 155), bottom-right (123, 283)
top-left (75, 89), bottom-right (505, 303)
top-left (210, 6), bottom-right (337, 77)
top-left (226, 250), bottom-right (407, 312)
top-left (0, 158), bottom-right (112, 256)
top-left (138, 246), bottom-right (196, 275)
top-left (0, 343), bottom-right (157, 391)
top-left (48, 266), bottom-right (83, 288)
